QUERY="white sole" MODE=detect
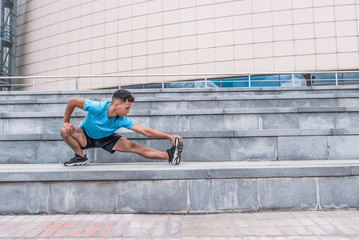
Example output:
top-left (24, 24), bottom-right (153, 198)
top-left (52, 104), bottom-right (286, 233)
top-left (172, 138), bottom-right (183, 165)
top-left (64, 160), bottom-right (89, 166)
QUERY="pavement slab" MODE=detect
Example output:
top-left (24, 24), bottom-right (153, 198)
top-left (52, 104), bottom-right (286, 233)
top-left (0, 210), bottom-right (359, 239)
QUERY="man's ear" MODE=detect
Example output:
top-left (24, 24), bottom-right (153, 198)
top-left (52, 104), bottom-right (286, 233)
top-left (112, 99), bottom-right (122, 106)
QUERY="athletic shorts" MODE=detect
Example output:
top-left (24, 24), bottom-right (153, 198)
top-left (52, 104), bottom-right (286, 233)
top-left (81, 131), bottom-right (122, 154)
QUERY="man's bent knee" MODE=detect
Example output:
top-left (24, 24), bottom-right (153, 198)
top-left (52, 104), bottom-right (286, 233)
top-left (60, 126), bottom-right (82, 139)
top-left (60, 127), bottom-right (68, 138)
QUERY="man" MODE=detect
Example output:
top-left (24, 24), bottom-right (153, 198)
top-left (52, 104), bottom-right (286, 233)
top-left (60, 89), bottom-right (183, 166)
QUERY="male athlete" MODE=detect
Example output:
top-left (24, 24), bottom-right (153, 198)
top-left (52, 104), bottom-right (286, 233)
top-left (60, 89), bottom-right (183, 166)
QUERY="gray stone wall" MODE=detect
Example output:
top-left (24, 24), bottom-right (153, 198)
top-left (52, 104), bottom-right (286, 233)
top-left (1, 176), bottom-right (358, 214)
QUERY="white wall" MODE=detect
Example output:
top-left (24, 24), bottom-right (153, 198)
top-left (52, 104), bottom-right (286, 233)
top-left (16, 0), bottom-right (359, 90)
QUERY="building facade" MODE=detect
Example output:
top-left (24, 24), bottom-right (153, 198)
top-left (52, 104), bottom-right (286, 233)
top-left (1, 0), bottom-right (16, 90)
top-left (15, 0), bottom-right (359, 90)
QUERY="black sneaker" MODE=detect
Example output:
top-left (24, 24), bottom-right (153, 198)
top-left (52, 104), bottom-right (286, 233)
top-left (166, 138), bottom-right (183, 165)
top-left (64, 154), bottom-right (89, 166)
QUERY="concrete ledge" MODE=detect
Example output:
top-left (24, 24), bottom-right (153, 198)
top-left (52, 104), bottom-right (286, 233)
top-left (2, 129), bottom-right (359, 164)
top-left (0, 160), bottom-right (358, 214)
top-left (4, 107), bottom-right (359, 135)
top-left (2, 128), bottom-right (359, 141)
top-left (0, 108), bottom-right (359, 135)
top-left (1, 160), bottom-right (358, 182)
top-left (1, 84), bottom-right (359, 95)
top-left (0, 95), bottom-right (346, 113)
top-left (3, 92), bottom-right (359, 114)
top-left (1, 106), bottom-right (358, 118)
top-left (0, 107), bottom-right (358, 122)
top-left (2, 93), bottom-right (359, 104)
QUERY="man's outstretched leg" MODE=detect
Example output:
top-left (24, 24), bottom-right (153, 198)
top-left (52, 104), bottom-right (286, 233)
top-left (60, 126), bottom-right (89, 166)
top-left (112, 137), bottom-right (183, 165)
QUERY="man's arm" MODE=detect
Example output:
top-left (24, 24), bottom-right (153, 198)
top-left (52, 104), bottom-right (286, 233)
top-left (63, 98), bottom-right (86, 134)
top-left (131, 122), bottom-right (182, 145)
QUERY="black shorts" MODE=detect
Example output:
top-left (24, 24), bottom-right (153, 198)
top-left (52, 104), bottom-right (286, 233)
top-left (81, 131), bottom-right (122, 154)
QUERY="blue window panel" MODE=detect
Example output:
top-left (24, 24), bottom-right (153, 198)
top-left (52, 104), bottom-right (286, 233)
top-left (250, 75), bottom-right (280, 87)
top-left (222, 77), bottom-right (249, 88)
top-left (123, 85), bottom-right (145, 89)
top-left (311, 73), bottom-right (336, 85)
top-left (280, 74), bottom-right (307, 87)
top-left (168, 82), bottom-right (194, 88)
top-left (209, 79), bottom-right (221, 87)
top-left (145, 83), bottom-right (163, 89)
top-left (343, 73), bottom-right (359, 84)
top-left (193, 81), bottom-right (219, 88)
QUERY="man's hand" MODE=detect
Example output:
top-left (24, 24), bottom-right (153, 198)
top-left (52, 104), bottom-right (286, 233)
top-left (63, 122), bottom-right (76, 134)
top-left (169, 135), bottom-right (183, 146)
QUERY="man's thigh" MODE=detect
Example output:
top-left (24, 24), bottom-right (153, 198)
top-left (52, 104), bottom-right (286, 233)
top-left (112, 137), bottom-right (139, 153)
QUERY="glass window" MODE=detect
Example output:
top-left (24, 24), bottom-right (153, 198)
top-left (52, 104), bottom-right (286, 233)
top-left (209, 79), bottom-right (221, 88)
top-left (343, 72), bottom-right (359, 84)
top-left (144, 83), bottom-right (163, 89)
top-left (311, 73), bottom-right (336, 85)
top-left (222, 77), bottom-right (249, 87)
top-left (280, 74), bottom-right (307, 87)
top-left (250, 75), bottom-right (280, 87)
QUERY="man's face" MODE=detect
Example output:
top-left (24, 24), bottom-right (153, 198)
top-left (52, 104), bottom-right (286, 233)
top-left (114, 99), bottom-right (132, 118)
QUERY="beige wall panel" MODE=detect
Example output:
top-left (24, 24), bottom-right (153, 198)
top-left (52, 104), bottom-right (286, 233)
top-left (316, 54), bottom-right (338, 70)
top-left (338, 53), bottom-right (359, 69)
top-left (274, 41), bottom-right (295, 57)
top-left (235, 59), bottom-right (254, 72)
top-left (15, 0), bottom-right (359, 90)
top-left (275, 56), bottom-right (295, 72)
top-left (254, 58), bottom-right (275, 72)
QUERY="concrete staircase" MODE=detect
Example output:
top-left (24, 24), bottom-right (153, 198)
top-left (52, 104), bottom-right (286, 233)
top-left (1, 85), bottom-right (359, 214)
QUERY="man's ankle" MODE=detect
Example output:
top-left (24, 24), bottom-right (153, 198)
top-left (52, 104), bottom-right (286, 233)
top-left (76, 153), bottom-right (85, 158)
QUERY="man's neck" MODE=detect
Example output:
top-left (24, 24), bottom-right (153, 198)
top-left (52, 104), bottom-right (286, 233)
top-left (107, 104), bottom-right (116, 119)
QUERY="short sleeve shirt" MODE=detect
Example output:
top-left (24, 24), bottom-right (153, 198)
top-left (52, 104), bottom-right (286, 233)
top-left (79, 99), bottom-right (134, 139)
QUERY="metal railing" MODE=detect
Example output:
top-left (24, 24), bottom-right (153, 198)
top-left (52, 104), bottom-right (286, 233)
top-left (0, 71), bottom-right (358, 91)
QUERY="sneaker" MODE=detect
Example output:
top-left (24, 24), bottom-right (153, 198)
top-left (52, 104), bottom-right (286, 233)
top-left (166, 138), bottom-right (183, 165)
top-left (64, 154), bottom-right (89, 166)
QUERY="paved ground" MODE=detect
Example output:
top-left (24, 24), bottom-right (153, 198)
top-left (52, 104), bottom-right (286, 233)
top-left (0, 210), bottom-right (359, 239)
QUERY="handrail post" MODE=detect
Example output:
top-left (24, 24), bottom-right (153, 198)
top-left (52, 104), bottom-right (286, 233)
top-left (248, 74), bottom-right (251, 87)
top-left (162, 78), bottom-right (164, 89)
top-left (292, 73), bottom-right (295, 87)
top-left (335, 72), bottom-right (338, 86)
top-left (118, 76), bottom-right (121, 89)
top-left (205, 75), bottom-right (208, 88)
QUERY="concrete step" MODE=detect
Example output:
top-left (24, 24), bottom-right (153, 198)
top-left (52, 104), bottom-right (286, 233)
top-left (1, 85), bottom-right (359, 100)
top-left (2, 107), bottom-right (359, 135)
top-left (1, 129), bottom-right (359, 164)
top-left (0, 160), bottom-right (358, 214)
top-left (2, 93), bottom-right (359, 112)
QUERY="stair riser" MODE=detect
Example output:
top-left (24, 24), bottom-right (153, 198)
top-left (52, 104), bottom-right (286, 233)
top-left (0, 85), bottom-right (359, 100)
top-left (1, 135), bottom-right (359, 164)
top-left (2, 87), bottom-right (359, 100)
top-left (2, 112), bottom-right (359, 134)
top-left (0, 176), bottom-right (357, 214)
top-left (3, 98), bottom-right (358, 112)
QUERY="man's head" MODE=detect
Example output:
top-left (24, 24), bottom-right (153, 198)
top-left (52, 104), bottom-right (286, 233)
top-left (111, 90), bottom-right (135, 118)
top-left (112, 89), bottom-right (135, 103)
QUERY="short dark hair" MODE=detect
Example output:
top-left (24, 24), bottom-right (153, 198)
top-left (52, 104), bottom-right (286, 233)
top-left (112, 89), bottom-right (135, 103)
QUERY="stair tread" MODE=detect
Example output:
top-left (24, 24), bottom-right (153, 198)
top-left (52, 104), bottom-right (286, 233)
top-left (2, 128), bottom-right (359, 141)
top-left (2, 106), bottom-right (358, 118)
top-left (1, 160), bottom-right (358, 182)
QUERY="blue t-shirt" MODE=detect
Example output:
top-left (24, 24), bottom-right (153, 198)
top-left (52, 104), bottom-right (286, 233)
top-left (79, 99), bottom-right (134, 139)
